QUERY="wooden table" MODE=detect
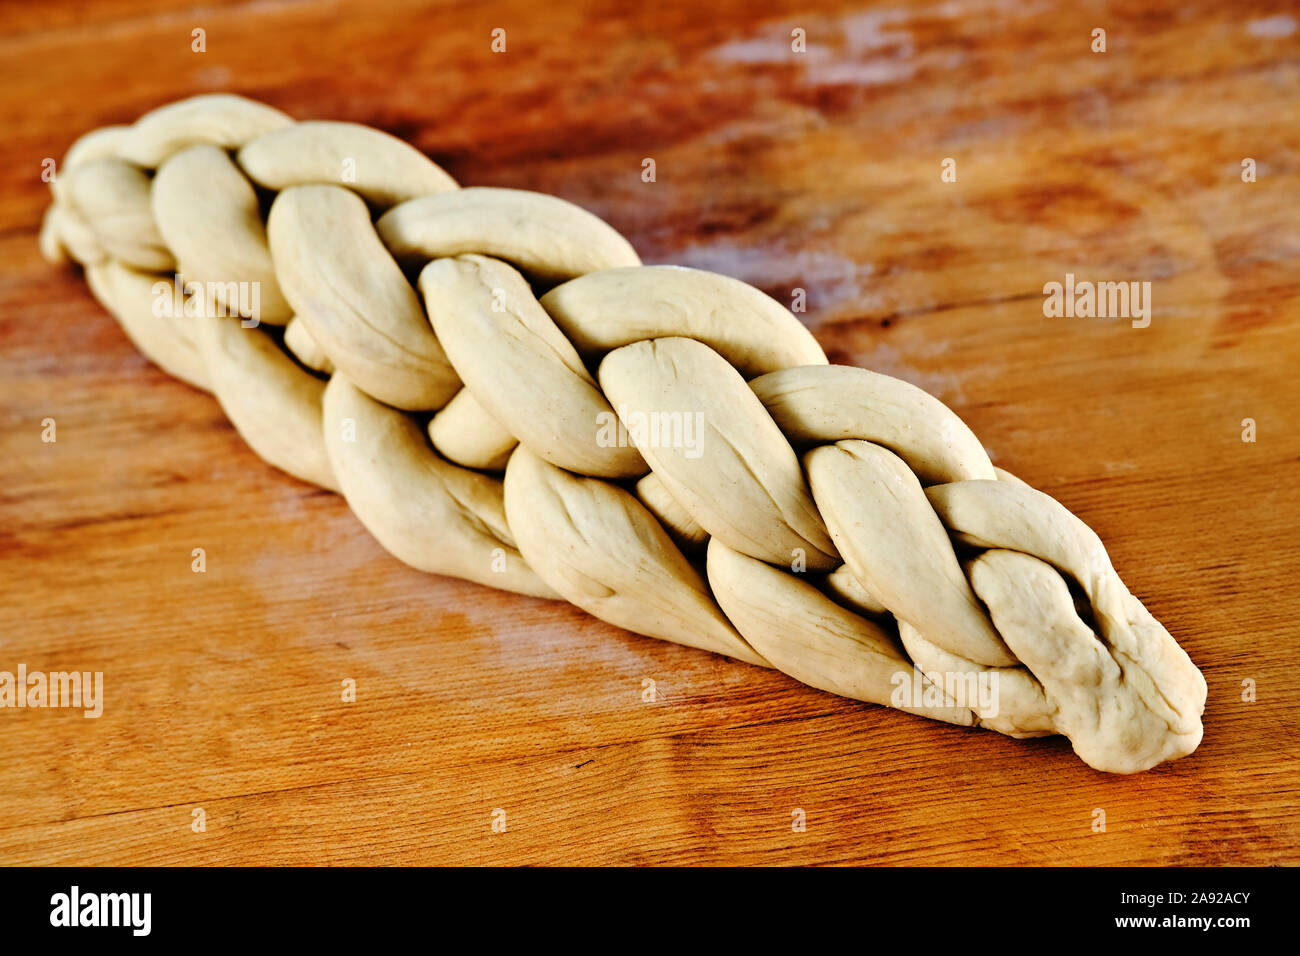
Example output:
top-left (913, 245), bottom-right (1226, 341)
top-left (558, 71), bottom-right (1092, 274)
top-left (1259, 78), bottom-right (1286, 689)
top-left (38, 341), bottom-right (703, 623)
top-left (1, 0), bottom-right (1297, 866)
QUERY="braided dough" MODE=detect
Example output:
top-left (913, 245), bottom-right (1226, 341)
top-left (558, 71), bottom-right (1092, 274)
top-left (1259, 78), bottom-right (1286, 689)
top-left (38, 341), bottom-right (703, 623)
top-left (42, 94), bottom-right (1207, 773)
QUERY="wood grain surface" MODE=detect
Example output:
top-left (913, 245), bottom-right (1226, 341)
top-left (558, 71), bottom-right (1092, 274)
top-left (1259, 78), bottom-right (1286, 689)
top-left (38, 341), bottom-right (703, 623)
top-left (1, 0), bottom-right (1298, 866)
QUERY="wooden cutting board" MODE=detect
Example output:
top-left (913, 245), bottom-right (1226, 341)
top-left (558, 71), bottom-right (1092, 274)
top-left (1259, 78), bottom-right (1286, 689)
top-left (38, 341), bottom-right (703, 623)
top-left (1, 0), bottom-right (1297, 865)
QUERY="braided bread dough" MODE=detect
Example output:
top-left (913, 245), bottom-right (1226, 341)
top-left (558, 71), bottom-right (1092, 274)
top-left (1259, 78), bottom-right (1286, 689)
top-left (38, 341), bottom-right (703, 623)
top-left (42, 94), bottom-right (1207, 773)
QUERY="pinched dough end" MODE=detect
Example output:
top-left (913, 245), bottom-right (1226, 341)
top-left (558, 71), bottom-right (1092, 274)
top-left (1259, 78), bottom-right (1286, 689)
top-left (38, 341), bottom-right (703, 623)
top-left (969, 549), bottom-right (1206, 773)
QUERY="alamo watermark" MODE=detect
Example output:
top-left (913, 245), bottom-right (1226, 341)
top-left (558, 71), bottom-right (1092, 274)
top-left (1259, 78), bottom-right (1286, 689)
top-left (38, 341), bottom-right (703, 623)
top-left (50, 886), bottom-right (151, 936)
top-left (596, 406), bottom-right (705, 459)
top-left (0, 664), bottom-right (103, 718)
top-left (152, 273), bottom-right (262, 327)
top-left (891, 669), bottom-right (999, 716)
top-left (1043, 273), bottom-right (1151, 328)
